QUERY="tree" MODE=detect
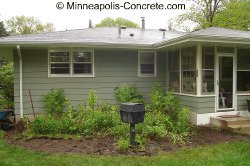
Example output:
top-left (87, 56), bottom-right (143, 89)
top-left (0, 21), bottom-right (8, 37)
top-left (213, 0), bottom-right (250, 31)
top-left (175, 0), bottom-right (249, 31)
top-left (176, 0), bottom-right (224, 31)
top-left (6, 15), bottom-right (55, 35)
top-left (95, 17), bottom-right (140, 28)
top-left (0, 63), bottom-right (14, 109)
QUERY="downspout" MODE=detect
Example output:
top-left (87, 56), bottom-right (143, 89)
top-left (16, 45), bottom-right (23, 118)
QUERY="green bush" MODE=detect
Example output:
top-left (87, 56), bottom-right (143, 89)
top-left (116, 138), bottom-right (130, 151)
top-left (115, 84), bottom-right (144, 103)
top-left (149, 82), bottom-right (190, 135)
top-left (0, 63), bottom-right (14, 110)
top-left (43, 89), bottom-right (68, 116)
top-left (88, 89), bottom-right (97, 111)
top-left (28, 82), bottom-right (190, 147)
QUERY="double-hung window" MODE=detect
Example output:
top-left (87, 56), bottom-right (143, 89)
top-left (49, 50), bottom-right (94, 77)
top-left (138, 51), bottom-right (156, 77)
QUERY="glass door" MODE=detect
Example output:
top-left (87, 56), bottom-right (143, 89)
top-left (217, 56), bottom-right (234, 110)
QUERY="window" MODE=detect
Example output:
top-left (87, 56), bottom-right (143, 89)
top-left (181, 47), bottom-right (196, 94)
top-left (49, 50), bottom-right (94, 77)
top-left (50, 52), bottom-right (70, 74)
top-left (73, 52), bottom-right (92, 74)
top-left (138, 51), bottom-right (156, 77)
top-left (237, 48), bottom-right (250, 92)
top-left (168, 50), bottom-right (180, 92)
top-left (202, 47), bottom-right (215, 93)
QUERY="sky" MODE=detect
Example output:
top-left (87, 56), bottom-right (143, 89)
top-left (0, 0), bottom-right (191, 31)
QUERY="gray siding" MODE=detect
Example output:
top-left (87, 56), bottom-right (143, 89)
top-left (176, 95), bottom-right (215, 114)
top-left (237, 95), bottom-right (250, 111)
top-left (14, 49), bottom-right (166, 115)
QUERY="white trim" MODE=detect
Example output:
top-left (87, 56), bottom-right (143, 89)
top-left (138, 51), bottom-right (157, 77)
top-left (237, 93), bottom-right (250, 96)
top-left (17, 45), bottom-right (23, 118)
top-left (215, 46), bottom-right (236, 112)
top-left (48, 49), bottom-right (95, 78)
top-left (179, 49), bottom-right (182, 93)
top-left (173, 93), bottom-right (197, 97)
top-left (196, 44), bottom-right (202, 96)
top-left (233, 46), bottom-right (237, 113)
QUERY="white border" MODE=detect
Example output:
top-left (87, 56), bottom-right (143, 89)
top-left (138, 51), bottom-right (157, 77)
top-left (48, 49), bottom-right (95, 78)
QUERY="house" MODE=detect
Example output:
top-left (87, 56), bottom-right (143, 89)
top-left (0, 20), bottom-right (249, 125)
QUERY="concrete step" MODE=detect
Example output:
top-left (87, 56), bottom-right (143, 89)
top-left (227, 124), bottom-right (250, 135)
top-left (210, 116), bottom-right (250, 135)
top-left (210, 116), bottom-right (250, 128)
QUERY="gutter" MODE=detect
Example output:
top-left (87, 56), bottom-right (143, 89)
top-left (16, 45), bottom-right (23, 118)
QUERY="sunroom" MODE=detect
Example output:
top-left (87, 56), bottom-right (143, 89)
top-left (164, 44), bottom-right (250, 125)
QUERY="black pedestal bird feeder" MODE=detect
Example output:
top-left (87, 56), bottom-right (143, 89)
top-left (120, 103), bottom-right (145, 146)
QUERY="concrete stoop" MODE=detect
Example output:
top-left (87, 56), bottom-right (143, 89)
top-left (210, 115), bottom-right (250, 135)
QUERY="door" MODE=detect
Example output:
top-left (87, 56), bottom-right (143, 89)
top-left (216, 55), bottom-right (235, 111)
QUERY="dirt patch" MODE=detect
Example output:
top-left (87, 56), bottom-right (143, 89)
top-left (3, 125), bottom-right (250, 156)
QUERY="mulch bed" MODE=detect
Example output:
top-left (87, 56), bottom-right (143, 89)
top-left (3, 122), bottom-right (250, 156)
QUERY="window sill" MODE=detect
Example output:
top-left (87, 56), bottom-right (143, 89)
top-left (48, 74), bottom-right (94, 78)
top-left (236, 93), bottom-right (250, 96)
top-left (138, 73), bottom-right (156, 77)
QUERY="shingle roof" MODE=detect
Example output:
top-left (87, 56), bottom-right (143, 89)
top-left (0, 27), bottom-right (249, 47)
top-left (190, 27), bottom-right (250, 39)
top-left (0, 27), bottom-right (184, 46)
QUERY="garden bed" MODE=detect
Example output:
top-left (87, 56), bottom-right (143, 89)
top-left (3, 122), bottom-right (250, 156)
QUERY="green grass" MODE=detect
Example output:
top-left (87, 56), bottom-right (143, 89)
top-left (0, 131), bottom-right (249, 166)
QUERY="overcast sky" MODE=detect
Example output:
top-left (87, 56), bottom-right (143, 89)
top-left (0, 0), bottom-right (190, 31)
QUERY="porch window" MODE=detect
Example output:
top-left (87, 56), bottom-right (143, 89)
top-left (202, 47), bottom-right (215, 93)
top-left (237, 48), bottom-right (250, 92)
top-left (168, 50), bottom-right (180, 92)
top-left (138, 51), bottom-right (156, 77)
top-left (181, 47), bottom-right (196, 94)
top-left (49, 50), bottom-right (94, 77)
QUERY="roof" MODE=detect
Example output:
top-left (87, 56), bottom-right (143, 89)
top-left (0, 27), bottom-right (184, 47)
top-left (190, 27), bottom-right (250, 39)
top-left (0, 27), bottom-right (249, 48)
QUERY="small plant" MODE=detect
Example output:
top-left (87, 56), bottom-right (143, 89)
top-left (43, 88), bottom-right (68, 116)
top-left (116, 138), bottom-right (130, 151)
top-left (88, 89), bottom-right (97, 111)
top-left (115, 84), bottom-right (144, 103)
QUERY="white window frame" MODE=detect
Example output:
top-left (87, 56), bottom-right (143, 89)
top-left (138, 51), bottom-right (157, 77)
top-left (236, 48), bottom-right (250, 94)
top-left (48, 49), bottom-right (94, 77)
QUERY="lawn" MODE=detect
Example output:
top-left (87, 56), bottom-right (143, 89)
top-left (0, 131), bottom-right (249, 166)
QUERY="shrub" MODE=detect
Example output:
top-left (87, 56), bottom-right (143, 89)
top-left (149, 82), bottom-right (190, 135)
top-left (116, 138), bottom-right (130, 151)
top-left (115, 84), bottom-right (144, 103)
top-left (43, 89), bottom-right (68, 116)
top-left (0, 63), bottom-right (14, 110)
top-left (88, 89), bottom-right (98, 111)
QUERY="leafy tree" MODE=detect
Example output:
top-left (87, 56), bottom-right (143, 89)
top-left (0, 21), bottom-right (8, 37)
top-left (6, 15), bottom-right (55, 35)
top-left (0, 63), bottom-right (14, 109)
top-left (175, 0), bottom-right (250, 31)
top-left (0, 21), bottom-right (9, 66)
top-left (213, 0), bottom-right (250, 31)
top-left (176, 0), bottom-right (224, 31)
top-left (95, 17), bottom-right (140, 28)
